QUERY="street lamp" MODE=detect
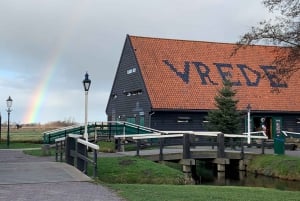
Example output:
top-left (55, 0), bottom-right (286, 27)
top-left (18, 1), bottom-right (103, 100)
top-left (246, 103), bottom-right (251, 144)
top-left (82, 72), bottom-right (91, 142)
top-left (6, 96), bottom-right (13, 148)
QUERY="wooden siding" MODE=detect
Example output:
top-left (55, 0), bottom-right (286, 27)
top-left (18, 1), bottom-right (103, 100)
top-left (106, 36), bottom-right (152, 126)
top-left (150, 111), bottom-right (300, 135)
top-left (150, 111), bottom-right (208, 131)
top-left (281, 114), bottom-right (300, 133)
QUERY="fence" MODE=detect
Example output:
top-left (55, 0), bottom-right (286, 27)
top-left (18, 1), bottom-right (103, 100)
top-left (55, 134), bottom-right (99, 178)
top-left (114, 131), bottom-right (268, 160)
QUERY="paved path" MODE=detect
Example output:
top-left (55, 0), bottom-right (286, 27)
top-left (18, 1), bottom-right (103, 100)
top-left (0, 150), bottom-right (124, 201)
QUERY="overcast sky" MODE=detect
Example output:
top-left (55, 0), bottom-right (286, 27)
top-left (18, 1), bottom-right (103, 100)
top-left (0, 0), bottom-right (273, 124)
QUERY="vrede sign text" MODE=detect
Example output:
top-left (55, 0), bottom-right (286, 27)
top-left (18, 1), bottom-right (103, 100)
top-left (163, 60), bottom-right (287, 88)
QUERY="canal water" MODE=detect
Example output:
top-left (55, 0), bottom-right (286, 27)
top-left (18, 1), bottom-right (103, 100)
top-left (196, 161), bottom-right (300, 191)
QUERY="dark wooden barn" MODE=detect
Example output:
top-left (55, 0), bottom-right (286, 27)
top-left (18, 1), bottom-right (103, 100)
top-left (106, 35), bottom-right (300, 138)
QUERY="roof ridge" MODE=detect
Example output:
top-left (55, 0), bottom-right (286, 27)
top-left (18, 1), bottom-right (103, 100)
top-left (128, 34), bottom-right (290, 48)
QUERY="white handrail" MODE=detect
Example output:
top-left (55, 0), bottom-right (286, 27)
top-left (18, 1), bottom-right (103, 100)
top-left (77, 138), bottom-right (99, 150)
top-left (133, 134), bottom-right (183, 140)
top-left (43, 124), bottom-right (84, 135)
top-left (131, 132), bottom-right (268, 140)
top-left (242, 131), bottom-right (267, 137)
top-left (55, 137), bottom-right (66, 142)
top-left (114, 133), bottom-right (162, 138)
top-left (44, 121), bottom-right (271, 143)
top-left (282, 131), bottom-right (300, 137)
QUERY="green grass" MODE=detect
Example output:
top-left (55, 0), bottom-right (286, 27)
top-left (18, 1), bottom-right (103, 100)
top-left (248, 155), bottom-right (300, 180)
top-left (109, 184), bottom-right (300, 201)
top-left (97, 141), bottom-right (115, 152)
top-left (0, 142), bottom-right (41, 149)
top-left (93, 156), bottom-right (185, 184)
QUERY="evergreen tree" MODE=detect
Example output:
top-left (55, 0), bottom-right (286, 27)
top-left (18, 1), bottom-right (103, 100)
top-left (206, 80), bottom-right (241, 134)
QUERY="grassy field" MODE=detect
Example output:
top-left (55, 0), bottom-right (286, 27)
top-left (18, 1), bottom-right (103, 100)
top-left (0, 125), bottom-right (59, 145)
top-left (0, 126), bottom-right (62, 149)
top-left (94, 156), bottom-right (185, 184)
top-left (109, 184), bottom-right (300, 201)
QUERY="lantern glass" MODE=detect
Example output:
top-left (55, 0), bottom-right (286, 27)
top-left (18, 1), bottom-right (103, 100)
top-left (6, 96), bottom-right (13, 109)
top-left (83, 72), bottom-right (91, 92)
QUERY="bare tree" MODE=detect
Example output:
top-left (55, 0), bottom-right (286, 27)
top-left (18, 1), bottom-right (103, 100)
top-left (237, 0), bottom-right (300, 83)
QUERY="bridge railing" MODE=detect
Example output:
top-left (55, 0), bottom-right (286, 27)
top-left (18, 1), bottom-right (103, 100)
top-left (43, 124), bottom-right (86, 144)
top-left (55, 134), bottom-right (99, 178)
top-left (126, 131), bottom-right (268, 160)
top-left (282, 131), bottom-right (300, 138)
top-left (43, 121), bottom-right (159, 144)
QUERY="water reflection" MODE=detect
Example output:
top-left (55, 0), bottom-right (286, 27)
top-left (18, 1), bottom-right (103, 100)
top-left (201, 171), bottom-right (300, 191)
top-left (193, 160), bottom-right (300, 191)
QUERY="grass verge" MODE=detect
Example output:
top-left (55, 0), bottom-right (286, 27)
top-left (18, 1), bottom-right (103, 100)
top-left (108, 184), bottom-right (300, 201)
top-left (247, 155), bottom-right (300, 180)
top-left (93, 156), bottom-right (185, 184)
top-left (0, 142), bottom-right (41, 149)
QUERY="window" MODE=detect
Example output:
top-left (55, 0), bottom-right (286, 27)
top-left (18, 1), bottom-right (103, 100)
top-left (127, 67), bottom-right (136, 74)
top-left (123, 89), bottom-right (142, 96)
top-left (111, 94), bottom-right (117, 99)
top-left (177, 116), bottom-right (192, 123)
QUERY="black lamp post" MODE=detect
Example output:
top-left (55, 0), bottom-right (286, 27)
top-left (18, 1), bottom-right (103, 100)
top-left (6, 96), bottom-right (13, 148)
top-left (82, 72), bottom-right (91, 142)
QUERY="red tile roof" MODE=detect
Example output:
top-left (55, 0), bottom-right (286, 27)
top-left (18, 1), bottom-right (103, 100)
top-left (129, 35), bottom-right (300, 112)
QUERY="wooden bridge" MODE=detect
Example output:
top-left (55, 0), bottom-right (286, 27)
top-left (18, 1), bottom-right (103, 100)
top-left (48, 122), bottom-right (299, 183)
top-left (113, 131), bottom-right (270, 183)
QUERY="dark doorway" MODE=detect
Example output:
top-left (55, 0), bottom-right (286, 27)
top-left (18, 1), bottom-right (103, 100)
top-left (252, 116), bottom-right (272, 139)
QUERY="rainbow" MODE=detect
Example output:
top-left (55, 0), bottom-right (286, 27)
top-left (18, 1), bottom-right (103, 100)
top-left (22, 2), bottom-right (90, 123)
top-left (22, 56), bottom-right (58, 124)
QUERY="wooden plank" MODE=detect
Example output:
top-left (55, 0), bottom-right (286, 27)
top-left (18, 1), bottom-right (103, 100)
top-left (213, 158), bottom-right (230, 165)
top-left (77, 138), bottom-right (99, 150)
top-left (133, 134), bottom-right (183, 140)
top-left (55, 137), bottom-right (66, 142)
top-left (114, 133), bottom-right (162, 138)
top-left (180, 159), bottom-right (196, 165)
